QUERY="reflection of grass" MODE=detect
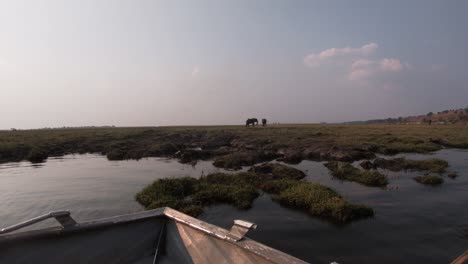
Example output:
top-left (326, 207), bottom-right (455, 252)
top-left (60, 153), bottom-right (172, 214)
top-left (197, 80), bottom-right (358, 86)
top-left (325, 161), bottom-right (388, 187)
top-left (414, 175), bottom-right (444, 185)
top-left (136, 163), bottom-right (374, 223)
top-left (374, 158), bottom-right (449, 173)
top-left (2, 124), bottom-right (467, 164)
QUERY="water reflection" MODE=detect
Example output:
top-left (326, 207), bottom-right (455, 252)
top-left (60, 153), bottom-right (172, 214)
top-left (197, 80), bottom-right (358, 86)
top-left (0, 150), bottom-right (467, 263)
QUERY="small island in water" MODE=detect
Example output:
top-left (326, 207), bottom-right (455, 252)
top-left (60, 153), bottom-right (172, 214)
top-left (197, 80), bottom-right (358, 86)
top-left (1, 118), bottom-right (466, 224)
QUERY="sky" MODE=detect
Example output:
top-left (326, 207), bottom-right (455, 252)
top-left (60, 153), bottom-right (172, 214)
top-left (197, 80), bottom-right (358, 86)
top-left (1, 0), bottom-right (467, 129)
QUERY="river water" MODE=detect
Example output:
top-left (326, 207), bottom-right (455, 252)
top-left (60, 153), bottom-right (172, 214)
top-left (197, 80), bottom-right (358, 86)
top-left (0, 149), bottom-right (467, 263)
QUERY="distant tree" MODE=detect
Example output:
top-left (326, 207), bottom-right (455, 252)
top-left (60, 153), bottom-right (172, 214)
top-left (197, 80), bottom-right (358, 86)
top-left (427, 112), bottom-right (433, 116)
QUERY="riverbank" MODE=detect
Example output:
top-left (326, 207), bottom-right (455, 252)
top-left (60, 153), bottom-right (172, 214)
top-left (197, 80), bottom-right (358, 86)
top-left (1, 124), bottom-right (468, 166)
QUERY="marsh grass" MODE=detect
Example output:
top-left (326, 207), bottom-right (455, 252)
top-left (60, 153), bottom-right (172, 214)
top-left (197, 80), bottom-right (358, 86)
top-left (414, 175), bottom-right (444, 185)
top-left (325, 161), bottom-right (388, 187)
top-left (374, 158), bottom-right (449, 173)
top-left (135, 163), bottom-right (373, 223)
top-left (26, 147), bottom-right (49, 163)
top-left (272, 183), bottom-right (374, 223)
top-left (212, 151), bottom-right (279, 170)
top-left (1, 124), bottom-right (467, 165)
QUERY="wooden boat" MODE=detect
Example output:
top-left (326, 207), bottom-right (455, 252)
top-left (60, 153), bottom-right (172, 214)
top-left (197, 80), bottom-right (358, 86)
top-left (452, 250), bottom-right (468, 264)
top-left (0, 207), bottom-right (308, 264)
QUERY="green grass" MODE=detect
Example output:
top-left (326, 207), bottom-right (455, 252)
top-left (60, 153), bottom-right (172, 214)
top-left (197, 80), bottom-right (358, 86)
top-left (258, 179), bottom-right (299, 194)
top-left (324, 161), bottom-right (388, 187)
top-left (135, 163), bottom-right (374, 223)
top-left (247, 163), bottom-right (306, 180)
top-left (2, 124), bottom-right (467, 165)
top-left (272, 182), bottom-right (374, 223)
top-left (414, 175), bottom-right (444, 185)
top-left (373, 158), bottom-right (449, 173)
top-left (213, 152), bottom-right (264, 170)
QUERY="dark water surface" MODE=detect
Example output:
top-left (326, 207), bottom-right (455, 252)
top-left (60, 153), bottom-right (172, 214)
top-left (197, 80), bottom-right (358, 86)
top-left (1, 150), bottom-right (467, 263)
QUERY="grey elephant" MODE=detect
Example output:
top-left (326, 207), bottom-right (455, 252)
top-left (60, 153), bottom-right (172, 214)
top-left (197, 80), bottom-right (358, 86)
top-left (246, 118), bottom-right (258, 127)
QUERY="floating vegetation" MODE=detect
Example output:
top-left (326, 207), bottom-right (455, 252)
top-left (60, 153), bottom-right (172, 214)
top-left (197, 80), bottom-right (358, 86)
top-left (324, 161), bottom-right (388, 187)
top-left (373, 158), bottom-right (449, 173)
top-left (414, 175), bottom-right (444, 185)
top-left (136, 163), bottom-right (374, 223)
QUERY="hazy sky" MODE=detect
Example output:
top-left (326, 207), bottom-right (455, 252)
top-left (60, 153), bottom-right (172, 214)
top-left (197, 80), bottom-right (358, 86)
top-left (1, 0), bottom-right (467, 128)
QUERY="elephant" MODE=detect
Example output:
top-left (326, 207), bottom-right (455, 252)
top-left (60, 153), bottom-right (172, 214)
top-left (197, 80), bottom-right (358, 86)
top-left (246, 118), bottom-right (258, 127)
top-left (262, 119), bottom-right (267, 127)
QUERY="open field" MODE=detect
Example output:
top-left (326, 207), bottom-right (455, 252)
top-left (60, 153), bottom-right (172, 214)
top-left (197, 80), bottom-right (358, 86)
top-left (1, 124), bottom-right (468, 165)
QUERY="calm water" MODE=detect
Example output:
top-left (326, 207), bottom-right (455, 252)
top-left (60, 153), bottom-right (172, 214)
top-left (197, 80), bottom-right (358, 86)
top-left (0, 150), bottom-right (467, 263)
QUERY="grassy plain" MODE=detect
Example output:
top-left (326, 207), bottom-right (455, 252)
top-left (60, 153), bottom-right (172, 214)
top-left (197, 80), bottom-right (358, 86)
top-left (1, 124), bottom-right (467, 165)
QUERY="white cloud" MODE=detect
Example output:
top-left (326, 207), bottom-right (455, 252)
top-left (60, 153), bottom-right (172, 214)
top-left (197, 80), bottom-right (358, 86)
top-left (304, 42), bottom-right (378, 67)
top-left (191, 66), bottom-right (199, 77)
top-left (349, 59), bottom-right (377, 81)
top-left (351, 59), bottom-right (375, 69)
top-left (360, 43), bottom-right (379, 55)
top-left (304, 43), bottom-right (410, 84)
top-left (380, 58), bottom-right (403, 72)
top-left (349, 58), bottom-right (407, 81)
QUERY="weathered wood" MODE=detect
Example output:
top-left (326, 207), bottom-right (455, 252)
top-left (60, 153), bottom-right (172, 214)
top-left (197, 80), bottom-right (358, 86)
top-left (163, 207), bottom-right (308, 264)
top-left (451, 250), bottom-right (468, 264)
top-left (0, 210), bottom-right (75, 234)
